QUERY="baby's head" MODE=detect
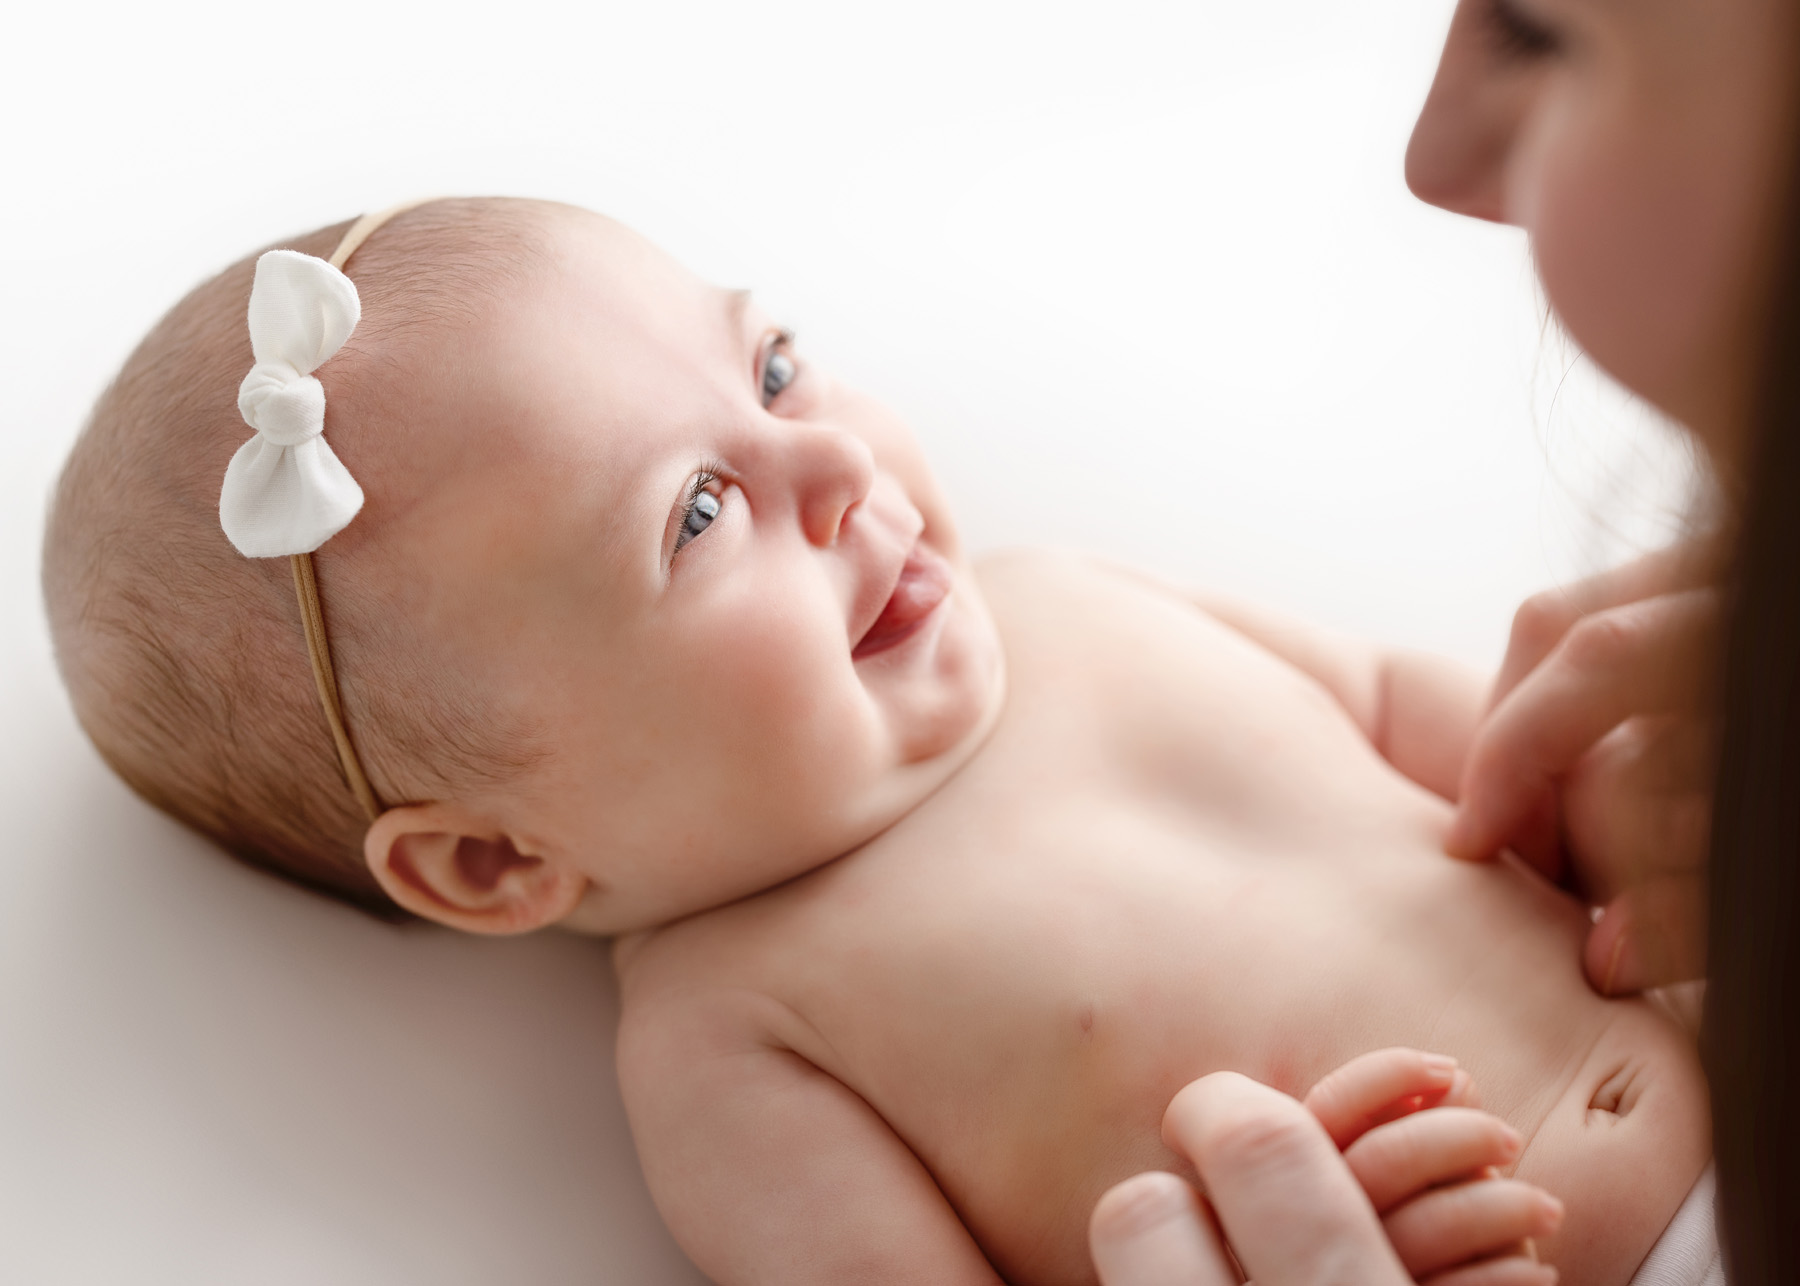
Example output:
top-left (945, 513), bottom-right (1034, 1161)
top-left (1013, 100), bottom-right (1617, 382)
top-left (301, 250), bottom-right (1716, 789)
top-left (46, 199), bottom-right (1004, 933)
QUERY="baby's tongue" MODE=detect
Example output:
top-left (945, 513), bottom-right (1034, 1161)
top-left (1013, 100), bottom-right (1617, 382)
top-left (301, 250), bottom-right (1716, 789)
top-left (854, 546), bottom-right (952, 659)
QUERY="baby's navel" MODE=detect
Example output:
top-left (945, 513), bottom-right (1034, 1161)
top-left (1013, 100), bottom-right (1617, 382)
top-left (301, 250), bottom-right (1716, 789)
top-left (1586, 1059), bottom-right (1645, 1122)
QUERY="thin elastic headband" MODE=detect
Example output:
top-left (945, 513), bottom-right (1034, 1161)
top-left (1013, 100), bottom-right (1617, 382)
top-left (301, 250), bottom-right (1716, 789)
top-left (222, 200), bottom-right (433, 822)
top-left (296, 201), bottom-right (435, 820)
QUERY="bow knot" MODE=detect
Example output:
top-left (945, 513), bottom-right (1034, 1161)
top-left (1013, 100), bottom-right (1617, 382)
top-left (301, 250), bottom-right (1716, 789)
top-left (219, 250), bottom-right (366, 558)
top-left (238, 362), bottom-right (327, 447)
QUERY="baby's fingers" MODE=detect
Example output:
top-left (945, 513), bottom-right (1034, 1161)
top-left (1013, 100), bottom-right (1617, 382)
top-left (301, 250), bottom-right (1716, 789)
top-left (1303, 1048), bottom-right (1461, 1148)
top-left (1385, 1179), bottom-right (1565, 1280)
top-left (1425, 1257), bottom-right (1559, 1286)
top-left (1344, 1108), bottom-right (1523, 1213)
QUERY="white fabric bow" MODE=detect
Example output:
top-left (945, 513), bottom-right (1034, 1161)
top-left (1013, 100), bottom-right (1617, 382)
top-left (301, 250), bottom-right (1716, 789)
top-left (219, 250), bottom-right (365, 558)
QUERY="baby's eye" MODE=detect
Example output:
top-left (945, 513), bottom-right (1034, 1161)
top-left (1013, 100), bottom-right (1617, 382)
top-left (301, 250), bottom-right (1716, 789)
top-left (674, 475), bottom-right (722, 556)
top-left (761, 331), bottom-right (799, 407)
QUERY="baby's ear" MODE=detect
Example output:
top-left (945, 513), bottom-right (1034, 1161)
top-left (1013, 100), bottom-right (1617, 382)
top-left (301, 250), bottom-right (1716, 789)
top-left (364, 803), bottom-right (586, 935)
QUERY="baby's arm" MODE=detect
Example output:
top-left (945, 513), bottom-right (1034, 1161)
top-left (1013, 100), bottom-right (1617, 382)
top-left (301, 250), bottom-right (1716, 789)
top-left (617, 988), bottom-right (1003, 1286)
top-left (1188, 588), bottom-right (1486, 803)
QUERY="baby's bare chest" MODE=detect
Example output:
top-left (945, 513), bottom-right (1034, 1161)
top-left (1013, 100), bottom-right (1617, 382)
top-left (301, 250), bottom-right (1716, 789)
top-left (746, 764), bottom-right (1554, 1282)
top-left (634, 562), bottom-right (1598, 1281)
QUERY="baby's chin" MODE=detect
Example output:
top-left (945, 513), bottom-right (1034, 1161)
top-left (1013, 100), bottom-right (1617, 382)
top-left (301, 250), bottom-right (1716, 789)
top-left (867, 555), bottom-right (1007, 775)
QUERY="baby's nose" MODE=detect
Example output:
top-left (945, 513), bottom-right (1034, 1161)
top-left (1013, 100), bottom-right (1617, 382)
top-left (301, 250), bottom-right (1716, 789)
top-left (790, 423), bottom-right (876, 546)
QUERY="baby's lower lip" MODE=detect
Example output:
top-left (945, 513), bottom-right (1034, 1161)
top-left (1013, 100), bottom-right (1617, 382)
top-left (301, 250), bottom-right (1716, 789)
top-left (853, 544), bottom-right (952, 660)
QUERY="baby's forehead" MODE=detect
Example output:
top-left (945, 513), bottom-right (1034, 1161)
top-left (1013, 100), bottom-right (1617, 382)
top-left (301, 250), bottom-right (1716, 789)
top-left (339, 214), bottom-right (749, 587)
top-left (468, 222), bottom-right (766, 440)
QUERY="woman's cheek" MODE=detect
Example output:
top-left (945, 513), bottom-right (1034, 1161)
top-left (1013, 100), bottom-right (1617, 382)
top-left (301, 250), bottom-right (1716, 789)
top-left (1516, 96), bottom-right (1713, 424)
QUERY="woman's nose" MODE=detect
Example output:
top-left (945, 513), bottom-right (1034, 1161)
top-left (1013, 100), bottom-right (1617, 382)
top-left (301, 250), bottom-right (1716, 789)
top-left (1406, 0), bottom-right (1539, 224)
top-left (787, 422), bottom-right (876, 546)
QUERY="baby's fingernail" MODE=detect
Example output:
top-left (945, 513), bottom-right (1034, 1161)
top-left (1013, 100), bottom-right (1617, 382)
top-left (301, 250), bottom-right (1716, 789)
top-left (1422, 1053), bottom-right (1458, 1079)
top-left (1500, 1127), bottom-right (1523, 1158)
top-left (1535, 1194), bottom-right (1566, 1233)
top-left (1451, 1067), bottom-right (1482, 1108)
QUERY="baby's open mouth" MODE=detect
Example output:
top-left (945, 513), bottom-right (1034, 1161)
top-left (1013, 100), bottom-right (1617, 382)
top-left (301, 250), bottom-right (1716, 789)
top-left (853, 542), bottom-right (953, 660)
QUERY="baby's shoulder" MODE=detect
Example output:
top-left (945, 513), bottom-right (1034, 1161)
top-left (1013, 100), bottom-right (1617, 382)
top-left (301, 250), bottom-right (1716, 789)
top-left (972, 547), bottom-right (1177, 612)
top-left (973, 545), bottom-right (1116, 587)
top-left (615, 915), bottom-right (809, 1057)
top-left (972, 548), bottom-right (1209, 650)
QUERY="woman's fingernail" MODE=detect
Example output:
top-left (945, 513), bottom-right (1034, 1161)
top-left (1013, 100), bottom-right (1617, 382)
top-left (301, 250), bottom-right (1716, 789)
top-left (1600, 931), bottom-right (1640, 996)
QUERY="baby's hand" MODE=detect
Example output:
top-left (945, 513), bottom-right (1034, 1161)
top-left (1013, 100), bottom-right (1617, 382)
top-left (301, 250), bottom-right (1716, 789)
top-left (1303, 1049), bottom-right (1565, 1285)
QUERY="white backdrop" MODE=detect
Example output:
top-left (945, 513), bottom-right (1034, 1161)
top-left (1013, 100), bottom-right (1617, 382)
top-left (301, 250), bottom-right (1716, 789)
top-left (1, 1), bottom-right (1697, 1281)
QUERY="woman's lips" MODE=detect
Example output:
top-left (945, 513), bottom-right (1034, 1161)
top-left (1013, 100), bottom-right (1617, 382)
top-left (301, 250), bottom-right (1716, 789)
top-left (853, 543), bottom-right (953, 660)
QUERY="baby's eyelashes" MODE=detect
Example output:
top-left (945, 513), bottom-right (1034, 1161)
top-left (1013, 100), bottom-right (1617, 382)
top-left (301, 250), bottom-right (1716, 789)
top-left (674, 472), bottom-right (724, 556)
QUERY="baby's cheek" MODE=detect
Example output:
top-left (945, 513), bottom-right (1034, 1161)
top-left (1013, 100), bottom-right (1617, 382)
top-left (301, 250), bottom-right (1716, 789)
top-left (708, 609), bottom-right (871, 782)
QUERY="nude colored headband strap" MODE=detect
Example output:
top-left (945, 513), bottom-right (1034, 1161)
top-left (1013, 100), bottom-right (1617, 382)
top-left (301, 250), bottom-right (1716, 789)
top-left (300, 203), bottom-right (437, 819)
top-left (221, 200), bottom-right (434, 822)
top-left (291, 548), bottom-right (382, 819)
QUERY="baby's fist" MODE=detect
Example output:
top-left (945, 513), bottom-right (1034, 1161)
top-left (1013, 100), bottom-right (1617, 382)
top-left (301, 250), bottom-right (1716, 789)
top-left (1304, 1049), bottom-right (1564, 1285)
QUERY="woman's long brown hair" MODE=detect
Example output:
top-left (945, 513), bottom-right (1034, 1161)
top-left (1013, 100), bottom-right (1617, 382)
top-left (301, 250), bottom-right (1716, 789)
top-left (1704, 62), bottom-right (1800, 1281)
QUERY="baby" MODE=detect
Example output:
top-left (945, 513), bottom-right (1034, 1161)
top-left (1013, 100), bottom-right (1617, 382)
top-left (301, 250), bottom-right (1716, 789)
top-left (45, 199), bottom-right (1710, 1285)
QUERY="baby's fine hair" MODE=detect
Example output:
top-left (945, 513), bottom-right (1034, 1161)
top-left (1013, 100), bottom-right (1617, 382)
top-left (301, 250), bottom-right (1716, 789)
top-left (44, 198), bottom-right (554, 915)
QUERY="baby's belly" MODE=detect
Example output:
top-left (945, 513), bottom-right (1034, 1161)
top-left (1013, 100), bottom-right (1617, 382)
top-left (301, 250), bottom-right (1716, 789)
top-left (771, 802), bottom-right (1710, 1286)
top-left (1512, 1005), bottom-right (1710, 1286)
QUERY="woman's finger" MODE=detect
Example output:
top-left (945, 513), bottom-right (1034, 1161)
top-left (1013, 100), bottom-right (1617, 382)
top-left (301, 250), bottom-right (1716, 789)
top-left (1585, 873), bottom-right (1709, 994)
top-left (1560, 715), bottom-right (1713, 907)
top-left (1487, 547), bottom-right (1711, 712)
top-left (1559, 714), bottom-right (1712, 992)
top-left (1447, 590), bottom-right (1715, 865)
top-left (1089, 1171), bottom-right (1239, 1286)
top-left (1385, 1179), bottom-right (1565, 1278)
top-left (1302, 1047), bottom-right (1461, 1148)
top-left (1163, 1072), bottom-right (1412, 1285)
top-left (1343, 1108), bottom-right (1524, 1213)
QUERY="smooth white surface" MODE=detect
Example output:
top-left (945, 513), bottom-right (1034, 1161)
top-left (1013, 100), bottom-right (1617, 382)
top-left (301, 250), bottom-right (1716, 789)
top-left (0, 1), bottom-right (1697, 1282)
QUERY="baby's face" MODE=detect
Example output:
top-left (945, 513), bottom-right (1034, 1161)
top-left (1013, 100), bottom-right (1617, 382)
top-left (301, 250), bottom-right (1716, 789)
top-left (367, 210), bottom-right (1004, 931)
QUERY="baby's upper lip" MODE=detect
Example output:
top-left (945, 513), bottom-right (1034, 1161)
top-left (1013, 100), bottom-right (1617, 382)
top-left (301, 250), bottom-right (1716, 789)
top-left (847, 507), bottom-right (926, 654)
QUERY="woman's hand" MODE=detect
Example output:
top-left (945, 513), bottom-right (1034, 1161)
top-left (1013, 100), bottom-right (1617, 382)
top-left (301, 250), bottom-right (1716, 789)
top-left (1089, 1050), bottom-right (1561, 1286)
top-left (1444, 548), bottom-right (1717, 994)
